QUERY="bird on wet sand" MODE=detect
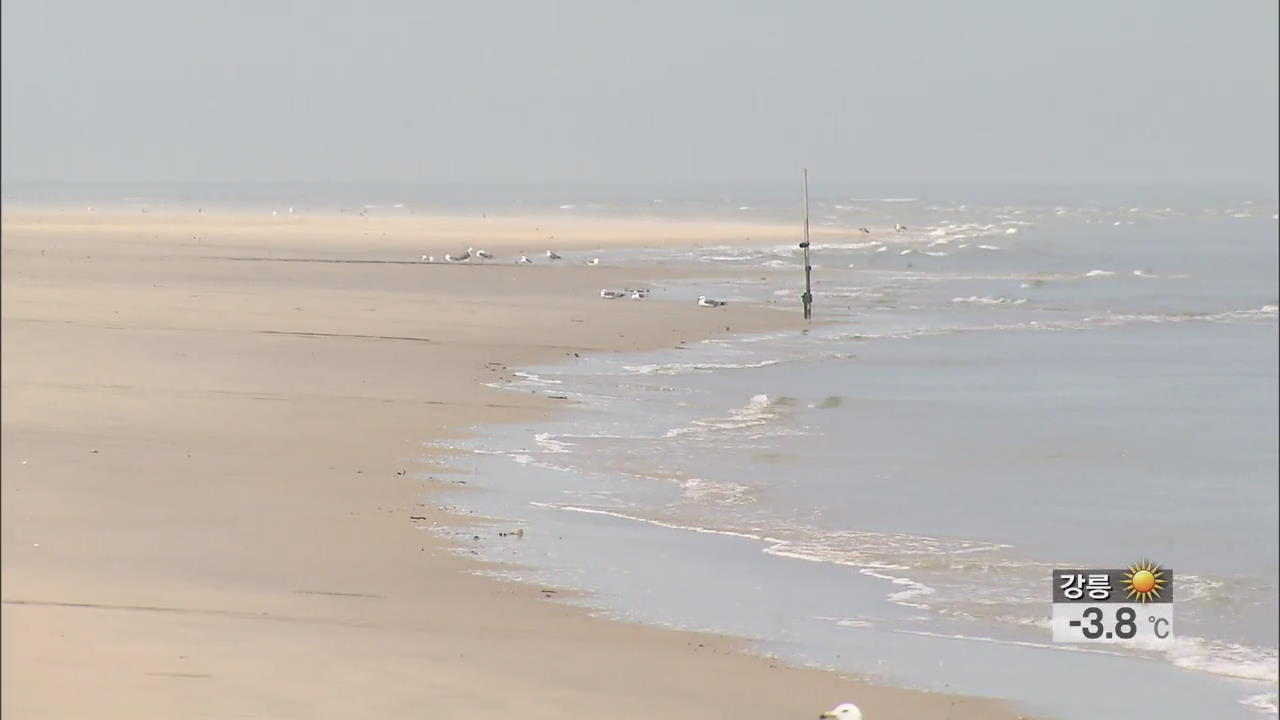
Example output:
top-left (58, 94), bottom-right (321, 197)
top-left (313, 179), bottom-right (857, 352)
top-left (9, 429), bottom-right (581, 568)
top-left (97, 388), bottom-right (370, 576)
top-left (819, 702), bottom-right (862, 720)
top-left (698, 295), bottom-right (726, 308)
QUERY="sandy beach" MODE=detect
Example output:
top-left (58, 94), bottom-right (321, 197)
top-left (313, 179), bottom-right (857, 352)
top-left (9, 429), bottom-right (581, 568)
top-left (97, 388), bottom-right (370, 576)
top-left (1, 211), bottom-right (1023, 719)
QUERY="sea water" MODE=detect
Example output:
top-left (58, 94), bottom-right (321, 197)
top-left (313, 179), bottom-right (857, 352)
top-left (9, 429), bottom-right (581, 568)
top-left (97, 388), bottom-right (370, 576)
top-left (427, 188), bottom-right (1278, 719)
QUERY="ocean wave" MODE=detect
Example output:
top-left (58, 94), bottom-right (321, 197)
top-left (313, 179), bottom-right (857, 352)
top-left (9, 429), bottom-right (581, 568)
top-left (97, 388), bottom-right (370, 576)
top-left (528, 502), bottom-right (774, 543)
top-left (951, 296), bottom-right (1027, 305)
top-left (1084, 269), bottom-right (1116, 277)
top-left (890, 629), bottom-right (1132, 658)
top-left (1164, 636), bottom-right (1279, 684)
top-left (512, 371), bottom-right (563, 385)
top-left (678, 477), bottom-right (756, 505)
top-left (1241, 692), bottom-right (1278, 715)
top-left (1086, 307), bottom-right (1279, 326)
top-left (814, 616), bottom-right (877, 629)
top-left (664, 393), bottom-right (795, 437)
top-left (623, 360), bottom-right (782, 375)
top-left (824, 241), bottom-right (883, 250)
top-left (533, 432), bottom-right (575, 454)
top-left (859, 567), bottom-right (937, 609)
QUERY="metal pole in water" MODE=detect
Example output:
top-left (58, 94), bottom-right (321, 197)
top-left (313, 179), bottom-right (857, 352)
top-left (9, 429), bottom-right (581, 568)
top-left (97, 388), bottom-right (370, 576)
top-left (801, 169), bottom-right (813, 320)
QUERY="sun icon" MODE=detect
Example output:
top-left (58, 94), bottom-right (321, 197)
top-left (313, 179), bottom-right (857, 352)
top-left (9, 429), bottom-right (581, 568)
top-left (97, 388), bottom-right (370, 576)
top-left (1122, 560), bottom-right (1167, 602)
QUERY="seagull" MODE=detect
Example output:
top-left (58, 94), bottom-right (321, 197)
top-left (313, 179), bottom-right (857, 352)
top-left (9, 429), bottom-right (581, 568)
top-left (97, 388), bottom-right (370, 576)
top-left (600, 288), bottom-right (625, 299)
top-left (585, 257), bottom-right (600, 265)
top-left (819, 702), bottom-right (863, 720)
top-left (698, 295), bottom-right (726, 308)
top-left (546, 250), bottom-right (562, 260)
top-left (516, 255), bottom-right (533, 264)
top-left (859, 227), bottom-right (871, 234)
top-left (470, 247), bottom-right (494, 260)
top-left (445, 250), bottom-right (470, 262)
top-left (421, 255), bottom-right (434, 262)
top-left (631, 290), bottom-right (644, 300)
top-left (894, 223), bottom-right (907, 232)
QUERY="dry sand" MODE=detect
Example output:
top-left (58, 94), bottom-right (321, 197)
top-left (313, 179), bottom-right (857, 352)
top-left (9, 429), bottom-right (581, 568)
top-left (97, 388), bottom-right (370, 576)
top-left (1, 211), bottom-right (1024, 719)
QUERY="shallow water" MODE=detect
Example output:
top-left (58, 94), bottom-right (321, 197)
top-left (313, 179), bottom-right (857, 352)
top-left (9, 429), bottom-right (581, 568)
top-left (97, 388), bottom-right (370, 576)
top-left (429, 191), bottom-right (1278, 719)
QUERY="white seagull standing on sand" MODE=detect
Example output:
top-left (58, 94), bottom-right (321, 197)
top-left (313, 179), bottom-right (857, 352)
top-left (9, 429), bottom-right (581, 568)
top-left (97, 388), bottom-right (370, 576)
top-left (516, 255), bottom-right (533, 264)
top-left (631, 290), bottom-right (645, 300)
top-left (470, 247), bottom-right (494, 260)
top-left (600, 288), bottom-right (625, 299)
top-left (585, 257), bottom-right (600, 265)
top-left (819, 702), bottom-right (863, 720)
top-left (894, 223), bottom-right (907, 232)
top-left (421, 255), bottom-right (435, 262)
top-left (546, 250), bottom-right (562, 260)
top-left (698, 295), bottom-right (726, 308)
top-left (445, 250), bottom-right (470, 262)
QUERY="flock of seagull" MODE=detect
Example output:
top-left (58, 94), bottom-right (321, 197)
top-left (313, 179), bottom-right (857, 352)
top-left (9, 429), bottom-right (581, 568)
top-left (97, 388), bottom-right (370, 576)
top-left (417, 247), bottom-right (726, 308)
top-left (419, 248), bottom-right (600, 266)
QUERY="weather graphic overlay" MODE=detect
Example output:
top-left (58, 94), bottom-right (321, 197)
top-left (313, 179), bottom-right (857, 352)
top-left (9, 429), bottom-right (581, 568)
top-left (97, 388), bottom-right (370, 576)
top-left (1121, 560), bottom-right (1168, 602)
top-left (1051, 560), bottom-right (1174, 644)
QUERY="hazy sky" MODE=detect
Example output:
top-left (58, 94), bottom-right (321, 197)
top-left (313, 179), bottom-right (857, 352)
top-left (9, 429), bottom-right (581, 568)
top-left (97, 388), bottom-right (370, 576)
top-left (2, 0), bottom-right (1276, 185)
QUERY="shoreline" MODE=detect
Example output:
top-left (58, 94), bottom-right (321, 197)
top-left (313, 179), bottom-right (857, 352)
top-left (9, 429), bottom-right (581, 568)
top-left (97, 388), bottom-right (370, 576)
top-left (2, 211), bottom-right (1027, 718)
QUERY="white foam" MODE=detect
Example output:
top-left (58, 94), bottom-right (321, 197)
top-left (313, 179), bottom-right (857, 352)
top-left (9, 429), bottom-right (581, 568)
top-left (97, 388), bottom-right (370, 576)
top-left (1086, 307), bottom-right (1280, 326)
top-left (891, 629), bottom-right (1132, 658)
top-left (1164, 636), bottom-right (1279, 684)
top-left (533, 432), bottom-right (575, 454)
top-left (860, 567), bottom-right (936, 609)
top-left (1084, 269), bottom-right (1116, 277)
top-left (664, 393), bottom-right (793, 437)
top-left (529, 502), bottom-right (772, 542)
top-left (951, 296), bottom-right (1026, 305)
top-left (623, 360), bottom-right (781, 375)
top-left (1240, 692), bottom-right (1277, 715)
top-left (512, 371), bottom-right (563, 385)
top-left (678, 477), bottom-right (756, 505)
top-left (815, 616), bottom-right (876, 629)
